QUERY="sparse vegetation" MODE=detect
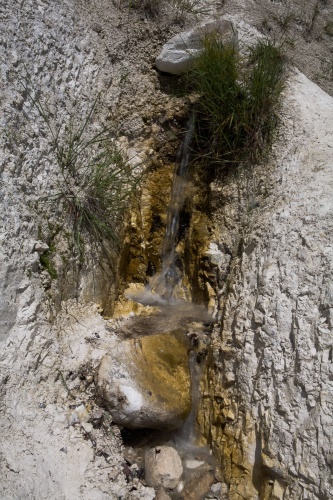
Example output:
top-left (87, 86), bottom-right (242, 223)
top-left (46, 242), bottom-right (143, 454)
top-left (40, 251), bottom-right (58, 280)
top-left (188, 35), bottom-right (286, 172)
top-left (23, 84), bottom-right (140, 265)
top-left (273, 11), bottom-right (295, 31)
top-left (167, 0), bottom-right (209, 18)
top-left (304, 2), bottom-right (320, 38)
top-left (324, 21), bottom-right (333, 36)
top-left (113, 0), bottom-right (209, 18)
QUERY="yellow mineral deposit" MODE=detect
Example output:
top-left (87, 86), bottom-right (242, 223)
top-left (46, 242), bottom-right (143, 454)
top-left (133, 333), bottom-right (191, 423)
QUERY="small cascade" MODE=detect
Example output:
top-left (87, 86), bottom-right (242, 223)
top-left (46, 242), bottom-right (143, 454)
top-left (126, 111), bottom-right (210, 439)
top-left (148, 111), bottom-right (196, 300)
top-left (175, 351), bottom-right (203, 445)
top-left (119, 111), bottom-right (218, 498)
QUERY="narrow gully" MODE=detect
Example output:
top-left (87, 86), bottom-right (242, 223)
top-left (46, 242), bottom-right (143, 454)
top-left (120, 112), bottom-right (218, 498)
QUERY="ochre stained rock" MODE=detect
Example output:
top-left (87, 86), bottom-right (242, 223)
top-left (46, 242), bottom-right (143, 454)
top-left (113, 283), bottom-right (161, 319)
top-left (96, 332), bottom-right (191, 429)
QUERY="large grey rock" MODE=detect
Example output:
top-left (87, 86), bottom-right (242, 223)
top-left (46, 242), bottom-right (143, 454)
top-left (96, 332), bottom-right (191, 429)
top-left (155, 19), bottom-right (237, 75)
top-left (145, 446), bottom-right (183, 489)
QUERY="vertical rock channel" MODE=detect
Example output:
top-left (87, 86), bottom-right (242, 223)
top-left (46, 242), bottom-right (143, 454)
top-left (96, 112), bottom-right (220, 498)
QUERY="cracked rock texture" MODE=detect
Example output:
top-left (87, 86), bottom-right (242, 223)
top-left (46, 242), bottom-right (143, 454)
top-left (0, 0), bottom-right (182, 498)
top-left (200, 71), bottom-right (333, 499)
top-left (1, 0), bottom-right (333, 499)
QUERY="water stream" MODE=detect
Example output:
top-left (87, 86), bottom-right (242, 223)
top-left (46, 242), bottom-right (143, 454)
top-left (126, 111), bottom-right (207, 443)
top-left (148, 111), bottom-right (196, 301)
top-left (123, 112), bottom-right (216, 497)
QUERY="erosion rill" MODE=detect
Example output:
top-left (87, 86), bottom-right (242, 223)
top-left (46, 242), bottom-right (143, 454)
top-left (98, 112), bottom-right (221, 498)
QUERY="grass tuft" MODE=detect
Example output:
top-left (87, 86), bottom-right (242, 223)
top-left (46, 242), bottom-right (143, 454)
top-left (22, 84), bottom-right (140, 265)
top-left (272, 11), bottom-right (295, 31)
top-left (40, 252), bottom-right (58, 279)
top-left (188, 35), bottom-right (286, 172)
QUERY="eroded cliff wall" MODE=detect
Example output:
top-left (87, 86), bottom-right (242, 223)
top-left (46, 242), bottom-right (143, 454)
top-left (200, 71), bottom-right (333, 499)
top-left (1, 0), bottom-right (333, 498)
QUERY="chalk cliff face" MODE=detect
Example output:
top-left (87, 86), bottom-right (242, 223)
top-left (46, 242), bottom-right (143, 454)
top-left (1, 0), bottom-right (333, 498)
top-left (199, 71), bottom-right (333, 499)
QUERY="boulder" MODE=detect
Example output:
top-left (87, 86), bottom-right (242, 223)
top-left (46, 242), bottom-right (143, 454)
top-left (96, 332), bottom-right (191, 429)
top-left (155, 19), bottom-right (237, 75)
top-left (33, 240), bottom-right (49, 254)
top-left (145, 446), bottom-right (183, 489)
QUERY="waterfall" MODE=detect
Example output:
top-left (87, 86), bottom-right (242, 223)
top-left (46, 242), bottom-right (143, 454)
top-left (148, 111), bottom-right (196, 301)
top-left (176, 351), bottom-right (203, 445)
top-left (125, 111), bottom-right (211, 448)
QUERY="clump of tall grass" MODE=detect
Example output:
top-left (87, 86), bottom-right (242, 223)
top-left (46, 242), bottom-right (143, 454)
top-left (167, 0), bottom-right (210, 18)
top-left (23, 84), bottom-right (139, 264)
top-left (188, 35), bottom-right (286, 172)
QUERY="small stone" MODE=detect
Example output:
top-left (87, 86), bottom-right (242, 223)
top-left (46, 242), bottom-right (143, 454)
top-left (253, 309), bottom-right (264, 325)
top-left (70, 404), bottom-right (90, 424)
top-left (68, 412), bottom-right (79, 426)
top-left (156, 486), bottom-right (172, 500)
top-left (225, 371), bottom-right (236, 384)
top-left (91, 409), bottom-right (104, 428)
top-left (210, 482), bottom-right (222, 495)
top-left (176, 480), bottom-right (184, 493)
top-left (81, 422), bottom-right (93, 433)
top-left (185, 459), bottom-right (205, 469)
top-left (33, 241), bottom-right (49, 254)
top-left (145, 446), bottom-right (183, 489)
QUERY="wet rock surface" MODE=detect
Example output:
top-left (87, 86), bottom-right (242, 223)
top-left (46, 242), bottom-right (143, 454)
top-left (155, 486), bottom-right (173, 500)
top-left (96, 332), bottom-right (191, 430)
top-left (2, 0), bottom-right (333, 498)
top-left (181, 464), bottom-right (215, 499)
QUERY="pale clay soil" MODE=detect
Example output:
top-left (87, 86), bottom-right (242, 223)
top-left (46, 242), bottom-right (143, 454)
top-left (1, 0), bottom-right (333, 499)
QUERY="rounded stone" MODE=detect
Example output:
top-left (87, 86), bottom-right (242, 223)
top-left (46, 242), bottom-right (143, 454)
top-left (96, 332), bottom-right (191, 429)
top-left (145, 446), bottom-right (183, 489)
top-left (155, 19), bottom-right (237, 75)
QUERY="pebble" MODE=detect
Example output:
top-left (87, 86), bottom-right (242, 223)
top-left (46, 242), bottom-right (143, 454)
top-left (145, 446), bottom-right (183, 489)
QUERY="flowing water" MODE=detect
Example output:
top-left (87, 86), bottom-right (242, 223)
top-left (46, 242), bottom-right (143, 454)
top-left (123, 112), bottom-right (216, 497)
top-left (148, 111), bottom-right (196, 301)
top-left (127, 111), bottom-right (212, 438)
top-left (126, 111), bottom-right (208, 442)
top-left (176, 351), bottom-right (203, 444)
